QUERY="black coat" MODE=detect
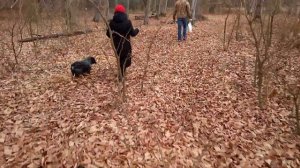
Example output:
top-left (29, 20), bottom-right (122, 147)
top-left (106, 12), bottom-right (139, 69)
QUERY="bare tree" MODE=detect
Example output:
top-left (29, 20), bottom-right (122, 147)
top-left (9, 21), bottom-right (25, 66)
top-left (191, 0), bottom-right (198, 21)
top-left (223, 0), bottom-right (243, 50)
top-left (143, 0), bottom-right (152, 25)
top-left (93, 0), bottom-right (110, 22)
top-left (251, 0), bottom-right (262, 20)
top-left (162, 0), bottom-right (168, 16)
top-left (243, 0), bottom-right (280, 108)
top-left (126, 0), bottom-right (129, 12)
top-left (64, 0), bottom-right (79, 31)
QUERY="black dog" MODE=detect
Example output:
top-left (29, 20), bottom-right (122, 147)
top-left (71, 56), bottom-right (96, 77)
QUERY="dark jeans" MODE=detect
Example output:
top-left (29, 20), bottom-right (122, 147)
top-left (177, 18), bottom-right (187, 40)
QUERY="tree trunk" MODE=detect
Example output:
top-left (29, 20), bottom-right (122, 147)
top-left (126, 0), bottom-right (129, 13)
top-left (152, 0), bottom-right (156, 14)
top-left (93, 0), bottom-right (101, 22)
top-left (191, 0), bottom-right (197, 21)
top-left (257, 62), bottom-right (264, 109)
top-left (245, 0), bottom-right (252, 14)
top-left (158, 0), bottom-right (162, 16)
top-left (93, 0), bottom-right (109, 22)
top-left (65, 0), bottom-right (78, 31)
top-left (235, 1), bottom-right (242, 41)
top-left (253, 0), bottom-right (262, 20)
top-left (105, 0), bottom-right (109, 19)
top-left (164, 0), bottom-right (168, 12)
top-left (144, 0), bottom-right (151, 25)
top-left (161, 0), bottom-right (168, 16)
top-left (294, 95), bottom-right (300, 135)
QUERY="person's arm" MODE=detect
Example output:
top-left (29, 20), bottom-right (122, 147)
top-left (186, 2), bottom-right (192, 19)
top-left (129, 20), bottom-right (139, 37)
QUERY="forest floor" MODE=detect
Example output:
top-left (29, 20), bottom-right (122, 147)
top-left (0, 14), bottom-right (300, 167)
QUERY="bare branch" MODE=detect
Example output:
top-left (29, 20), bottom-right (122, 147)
top-left (10, 0), bottom-right (19, 9)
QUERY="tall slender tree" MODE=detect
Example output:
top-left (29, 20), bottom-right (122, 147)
top-left (144, 0), bottom-right (151, 24)
top-left (126, 0), bottom-right (129, 12)
top-left (191, 0), bottom-right (198, 21)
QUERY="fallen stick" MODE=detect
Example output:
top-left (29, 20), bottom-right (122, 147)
top-left (134, 14), bottom-right (159, 20)
top-left (18, 29), bottom-right (93, 43)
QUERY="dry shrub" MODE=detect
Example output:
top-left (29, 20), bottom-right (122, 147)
top-left (269, 14), bottom-right (300, 134)
top-left (0, 42), bottom-right (10, 77)
top-left (277, 15), bottom-right (300, 49)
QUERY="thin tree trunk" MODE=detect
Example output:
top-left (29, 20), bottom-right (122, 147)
top-left (254, 55), bottom-right (258, 86)
top-left (144, 0), bottom-right (151, 25)
top-left (126, 0), bottom-right (129, 12)
top-left (253, 0), bottom-right (262, 20)
top-left (153, 0), bottom-right (156, 14)
top-left (105, 0), bottom-right (109, 19)
top-left (162, 0), bottom-right (168, 15)
top-left (158, 0), bottom-right (168, 16)
top-left (294, 95), bottom-right (300, 134)
top-left (93, 0), bottom-right (101, 22)
top-left (191, 0), bottom-right (197, 21)
top-left (257, 62), bottom-right (263, 108)
top-left (158, 0), bottom-right (162, 15)
top-left (235, 1), bottom-right (242, 41)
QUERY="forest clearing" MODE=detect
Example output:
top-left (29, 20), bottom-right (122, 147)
top-left (0, 0), bottom-right (300, 167)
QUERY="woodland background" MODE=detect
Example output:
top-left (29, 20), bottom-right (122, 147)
top-left (0, 0), bottom-right (300, 167)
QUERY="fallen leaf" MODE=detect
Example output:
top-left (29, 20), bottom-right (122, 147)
top-left (4, 146), bottom-right (12, 156)
top-left (0, 133), bottom-right (6, 143)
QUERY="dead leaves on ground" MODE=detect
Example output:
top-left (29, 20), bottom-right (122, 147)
top-left (0, 15), bottom-right (299, 167)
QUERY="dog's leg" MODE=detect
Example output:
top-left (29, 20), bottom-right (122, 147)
top-left (71, 73), bottom-right (76, 80)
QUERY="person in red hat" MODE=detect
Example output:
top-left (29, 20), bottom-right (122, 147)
top-left (106, 4), bottom-right (139, 81)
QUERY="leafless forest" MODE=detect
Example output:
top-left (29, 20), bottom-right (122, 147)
top-left (0, 0), bottom-right (300, 167)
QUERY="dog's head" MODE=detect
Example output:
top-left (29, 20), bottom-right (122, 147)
top-left (86, 56), bottom-right (96, 64)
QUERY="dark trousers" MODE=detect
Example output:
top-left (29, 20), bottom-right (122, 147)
top-left (177, 18), bottom-right (188, 40)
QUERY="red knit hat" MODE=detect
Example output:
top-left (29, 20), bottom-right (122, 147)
top-left (115, 4), bottom-right (126, 13)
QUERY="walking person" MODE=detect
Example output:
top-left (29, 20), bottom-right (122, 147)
top-left (173, 0), bottom-right (192, 41)
top-left (106, 4), bottom-right (139, 80)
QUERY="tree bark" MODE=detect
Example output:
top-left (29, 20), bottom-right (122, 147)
top-left (252, 0), bottom-right (262, 20)
top-left (191, 0), bottom-right (197, 21)
top-left (93, 0), bottom-right (109, 22)
top-left (93, 0), bottom-right (101, 22)
top-left (104, 0), bottom-right (109, 19)
top-left (163, 0), bottom-right (168, 14)
top-left (126, 0), bottom-right (129, 12)
top-left (294, 95), bottom-right (300, 134)
top-left (160, 0), bottom-right (168, 16)
top-left (158, 0), bottom-right (162, 15)
top-left (144, 0), bottom-right (151, 25)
